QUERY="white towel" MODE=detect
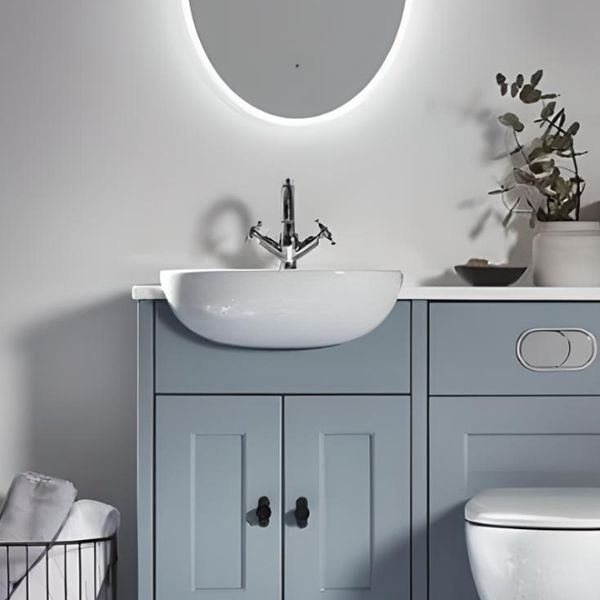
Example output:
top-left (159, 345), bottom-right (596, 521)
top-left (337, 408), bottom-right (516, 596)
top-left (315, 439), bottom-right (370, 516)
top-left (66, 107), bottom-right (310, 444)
top-left (0, 472), bottom-right (77, 599)
top-left (9, 500), bottom-right (120, 600)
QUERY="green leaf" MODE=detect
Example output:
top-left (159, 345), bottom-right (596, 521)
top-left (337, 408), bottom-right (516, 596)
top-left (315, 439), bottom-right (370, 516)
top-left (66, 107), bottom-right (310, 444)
top-left (498, 112), bottom-right (525, 132)
top-left (502, 198), bottom-right (520, 228)
top-left (551, 176), bottom-right (572, 201)
top-left (528, 146), bottom-right (548, 161)
top-left (496, 73), bottom-right (507, 85)
top-left (540, 101), bottom-right (556, 120)
top-left (542, 134), bottom-right (555, 151)
top-left (559, 197), bottom-right (577, 218)
top-left (547, 167), bottom-right (561, 184)
top-left (530, 69), bottom-right (544, 87)
top-left (513, 168), bottom-right (536, 184)
top-left (520, 84), bottom-right (542, 104)
top-left (535, 167), bottom-right (560, 192)
top-left (536, 207), bottom-right (549, 222)
top-left (530, 159), bottom-right (555, 174)
top-left (527, 199), bottom-right (537, 228)
top-left (553, 133), bottom-right (573, 151)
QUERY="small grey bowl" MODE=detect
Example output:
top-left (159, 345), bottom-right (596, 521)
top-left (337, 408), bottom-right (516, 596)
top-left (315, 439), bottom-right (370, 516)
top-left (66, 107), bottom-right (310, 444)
top-left (454, 265), bottom-right (527, 287)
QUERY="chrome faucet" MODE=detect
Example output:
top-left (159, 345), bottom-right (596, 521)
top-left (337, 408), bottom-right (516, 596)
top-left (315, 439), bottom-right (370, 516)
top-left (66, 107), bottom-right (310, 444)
top-left (248, 178), bottom-right (335, 269)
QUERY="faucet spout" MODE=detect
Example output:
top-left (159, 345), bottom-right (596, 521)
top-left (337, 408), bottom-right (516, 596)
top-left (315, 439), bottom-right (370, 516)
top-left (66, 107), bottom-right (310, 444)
top-left (281, 178), bottom-right (296, 248)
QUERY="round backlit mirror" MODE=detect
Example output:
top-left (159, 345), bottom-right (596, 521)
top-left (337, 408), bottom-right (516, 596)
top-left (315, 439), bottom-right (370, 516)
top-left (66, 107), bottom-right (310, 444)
top-left (184, 0), bottom-right (407, 120)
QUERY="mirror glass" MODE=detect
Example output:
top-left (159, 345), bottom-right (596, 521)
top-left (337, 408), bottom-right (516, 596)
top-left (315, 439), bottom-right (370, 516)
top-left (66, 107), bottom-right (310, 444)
top-left (187, 0), bottom-right (407, 119)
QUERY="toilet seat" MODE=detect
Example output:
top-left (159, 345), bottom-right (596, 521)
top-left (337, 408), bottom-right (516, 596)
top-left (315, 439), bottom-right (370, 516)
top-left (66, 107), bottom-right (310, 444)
top-left (465, 488), bottom-right (600, 600)
top-left (465, 487), bottom-right (600, 529)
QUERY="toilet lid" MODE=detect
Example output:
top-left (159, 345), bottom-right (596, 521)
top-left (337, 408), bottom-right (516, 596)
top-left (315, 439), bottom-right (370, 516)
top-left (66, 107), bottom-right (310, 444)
top-left (465, 488), bottom-right (600, 529)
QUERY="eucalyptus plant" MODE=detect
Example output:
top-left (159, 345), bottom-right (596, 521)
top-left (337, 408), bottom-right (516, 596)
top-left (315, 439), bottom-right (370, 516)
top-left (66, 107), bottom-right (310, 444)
top-left (489, 69), bottom-right (586, 226)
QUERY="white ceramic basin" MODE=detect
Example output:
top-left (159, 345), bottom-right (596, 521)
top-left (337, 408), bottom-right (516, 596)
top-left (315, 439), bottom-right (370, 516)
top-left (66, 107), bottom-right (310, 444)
top-left (160, 269), bottom-right (403, 349)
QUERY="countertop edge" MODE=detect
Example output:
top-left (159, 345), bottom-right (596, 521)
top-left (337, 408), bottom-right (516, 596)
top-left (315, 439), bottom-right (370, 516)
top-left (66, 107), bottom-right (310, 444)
top-left (132, 284), bottom-right (600, 301)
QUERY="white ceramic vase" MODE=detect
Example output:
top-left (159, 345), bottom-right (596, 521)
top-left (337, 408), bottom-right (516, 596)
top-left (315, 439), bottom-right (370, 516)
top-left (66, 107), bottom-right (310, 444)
top-left (532, 221), bottom-right (600, 287)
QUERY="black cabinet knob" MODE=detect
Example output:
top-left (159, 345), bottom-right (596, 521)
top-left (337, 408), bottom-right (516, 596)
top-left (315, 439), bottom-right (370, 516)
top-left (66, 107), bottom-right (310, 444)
top-left (294, 497), bottom-right (310, 529)
top-left (256, 496), bottom-right (272, 527)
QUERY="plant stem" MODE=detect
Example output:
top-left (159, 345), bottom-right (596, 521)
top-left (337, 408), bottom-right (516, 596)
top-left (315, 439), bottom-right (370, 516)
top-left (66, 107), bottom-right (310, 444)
top-left (512, 130), bottom-right (531, 167)
top-left (573, 148), bottom-right (582, 220)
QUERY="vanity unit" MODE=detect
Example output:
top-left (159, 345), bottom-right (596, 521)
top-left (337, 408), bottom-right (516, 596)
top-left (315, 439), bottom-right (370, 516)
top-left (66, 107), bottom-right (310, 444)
top-left (135, 286), bottom-right (600, 600)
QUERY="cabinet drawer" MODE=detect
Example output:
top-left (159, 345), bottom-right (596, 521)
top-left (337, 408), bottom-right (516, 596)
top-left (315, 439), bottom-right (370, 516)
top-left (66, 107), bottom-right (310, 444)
top-left (430, 302), bottom-right (600, 396)
top-left (155, 300), bottom-right (410, 394)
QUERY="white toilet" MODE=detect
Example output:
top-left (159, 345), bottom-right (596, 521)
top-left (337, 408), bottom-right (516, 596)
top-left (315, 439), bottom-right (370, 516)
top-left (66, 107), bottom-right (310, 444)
top-left (465, 487), bottom-right (600, 600)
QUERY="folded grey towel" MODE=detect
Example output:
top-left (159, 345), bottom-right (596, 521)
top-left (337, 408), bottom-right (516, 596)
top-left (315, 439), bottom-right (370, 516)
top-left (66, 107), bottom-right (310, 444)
top-left (0, 472), bottom-right (77, 599)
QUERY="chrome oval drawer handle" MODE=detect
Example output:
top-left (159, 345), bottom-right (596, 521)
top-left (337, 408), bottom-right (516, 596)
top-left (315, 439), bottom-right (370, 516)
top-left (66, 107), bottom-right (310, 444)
top-left (517, 328), bottom-right (597, 372)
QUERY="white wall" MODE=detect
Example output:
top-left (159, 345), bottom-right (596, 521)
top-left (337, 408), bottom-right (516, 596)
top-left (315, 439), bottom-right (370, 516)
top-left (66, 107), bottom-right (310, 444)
top-left (1, 0), bottom-right (599, 596)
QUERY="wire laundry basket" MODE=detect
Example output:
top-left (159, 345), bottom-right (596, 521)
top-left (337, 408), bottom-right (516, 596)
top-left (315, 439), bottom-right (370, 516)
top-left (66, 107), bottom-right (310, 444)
top-left (0, 535), bottom-right (117, 600)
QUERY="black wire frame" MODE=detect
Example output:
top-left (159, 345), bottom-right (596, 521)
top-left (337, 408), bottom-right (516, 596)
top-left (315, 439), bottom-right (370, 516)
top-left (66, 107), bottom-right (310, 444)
top-left (0, 535), bottom-right (118, 600)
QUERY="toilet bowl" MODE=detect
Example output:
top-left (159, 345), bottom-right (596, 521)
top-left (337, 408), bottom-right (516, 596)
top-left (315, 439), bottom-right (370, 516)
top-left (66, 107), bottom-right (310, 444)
top-left (465, 488), bottom-right (600, 600)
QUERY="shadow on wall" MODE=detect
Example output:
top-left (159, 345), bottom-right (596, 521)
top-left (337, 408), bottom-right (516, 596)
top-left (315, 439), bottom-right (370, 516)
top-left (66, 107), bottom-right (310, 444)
top-left (421, 95), bottom-right (539, 287)
top-left (16, 295), bottom-right (137, 599)
top-left (581, 200), bottom-right (600, 221)
top-left (425, 199), bottom-right (600, 286)
top-left (425, 95), bottom-right (600, 288)
top-left (195, 197), bottom-right (276, 268)
top-left (422, 212), bottom-right (534, 287)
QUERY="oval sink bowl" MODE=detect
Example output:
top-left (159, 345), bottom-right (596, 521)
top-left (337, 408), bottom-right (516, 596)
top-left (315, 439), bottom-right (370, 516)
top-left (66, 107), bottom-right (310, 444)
top-left (160, 269), bottom-right (403, 349)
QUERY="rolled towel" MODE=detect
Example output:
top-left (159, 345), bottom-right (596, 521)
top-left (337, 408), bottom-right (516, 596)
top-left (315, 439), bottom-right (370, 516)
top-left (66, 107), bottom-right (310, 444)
top-left (0, 472), bottom-right (77, 599)
top-left (8, 500), bottom-right (120, 600)
top-left (58, 499), bottom-right (120, 541)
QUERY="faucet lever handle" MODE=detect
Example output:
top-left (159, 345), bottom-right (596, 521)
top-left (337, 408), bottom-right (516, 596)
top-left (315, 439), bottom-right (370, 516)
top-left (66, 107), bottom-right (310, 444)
top-left (246, 220), bottom-right (263, 242)
top-left (315, 220), bottom-right (336, 245)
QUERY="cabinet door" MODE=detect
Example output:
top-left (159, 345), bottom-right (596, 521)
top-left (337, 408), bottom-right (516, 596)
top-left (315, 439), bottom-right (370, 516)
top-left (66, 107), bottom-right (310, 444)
top-left (430, 396), bottom-right (600, 600)
top-left (156, 396), bottom-right (281, 600)
top-left (284, 395), bottom-right (410, 600)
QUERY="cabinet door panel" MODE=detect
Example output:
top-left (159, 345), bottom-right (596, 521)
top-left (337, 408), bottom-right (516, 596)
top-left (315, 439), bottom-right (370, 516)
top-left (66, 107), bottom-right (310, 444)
top-left (284, 395), bottom-right (410, 600)
top-left (430, 396), bottom-right (600, 600)
top-left (156, 396), bottom-right (281, 600)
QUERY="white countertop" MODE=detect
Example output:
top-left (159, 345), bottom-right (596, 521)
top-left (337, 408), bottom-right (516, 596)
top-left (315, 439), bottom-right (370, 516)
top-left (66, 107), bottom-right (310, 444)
top-left (131, 284), bottom-right (600, 301)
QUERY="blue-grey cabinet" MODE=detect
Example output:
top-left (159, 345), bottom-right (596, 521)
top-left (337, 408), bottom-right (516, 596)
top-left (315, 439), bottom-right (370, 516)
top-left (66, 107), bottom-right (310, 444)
top-left (139, 301), bottom-right (413, 600)
top-left (139, 297), bottom-right (600, 600)
top-left (429, 395), bottom-right (600, 600)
